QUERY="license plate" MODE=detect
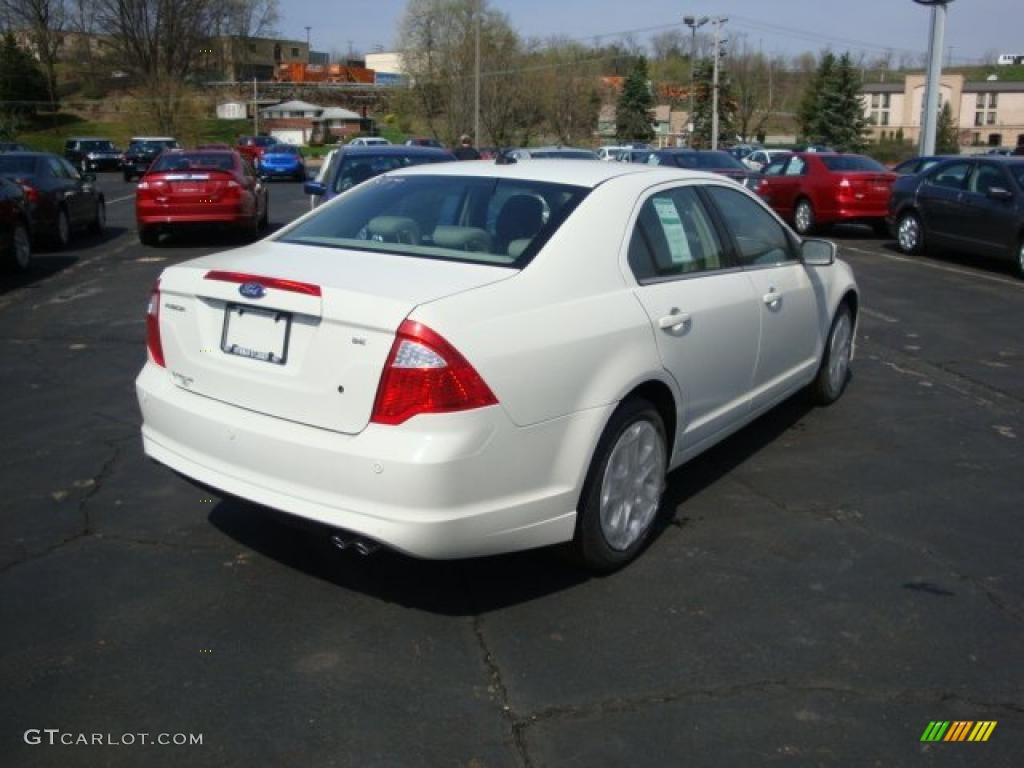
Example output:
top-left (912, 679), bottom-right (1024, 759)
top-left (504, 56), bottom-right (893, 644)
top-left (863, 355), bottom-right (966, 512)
top-left (220, 304), bottom-right (291, 364)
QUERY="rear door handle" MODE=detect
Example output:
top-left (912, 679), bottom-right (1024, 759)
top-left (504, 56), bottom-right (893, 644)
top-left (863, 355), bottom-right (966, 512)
top-left (658, 310), bottom-right (691, 330)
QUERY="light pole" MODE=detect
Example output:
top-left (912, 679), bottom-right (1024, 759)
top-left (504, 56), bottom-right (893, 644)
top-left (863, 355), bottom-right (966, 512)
top-left (710, 17), bottom-right (728, 151)
top-left (913, 0), bottom-right (955, 156)
top-left (683, 15), bottom-right (708, 146)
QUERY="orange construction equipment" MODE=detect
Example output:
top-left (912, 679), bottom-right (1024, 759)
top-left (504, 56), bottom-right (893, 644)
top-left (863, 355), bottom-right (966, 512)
top-left (274, 62), bottom-right (375, 84)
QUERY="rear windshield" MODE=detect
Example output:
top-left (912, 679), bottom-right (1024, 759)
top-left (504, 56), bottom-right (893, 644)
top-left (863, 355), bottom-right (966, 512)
top-left (820, 155), bottom-right (888, 172)
top-left (267, 144), bottom-right (300, 154)
top-left (130, 140), bottom-right (178, 151)
top-left (0, 156), bottom-right (37, 175)
top-left (240, 137), bottom-right (277, 147)
top-left (150, 153), bottom-right (236, 172)
top-left (281, 174), bottom-right (589, 268)
top-left (662, 151), bottom-right (746, 170)
top-left (333, 153), bottom-right (452, 193)
top-left (80, 140), bottom-right (116, 151)
top-left (529, 150), bottom-right (597, 160)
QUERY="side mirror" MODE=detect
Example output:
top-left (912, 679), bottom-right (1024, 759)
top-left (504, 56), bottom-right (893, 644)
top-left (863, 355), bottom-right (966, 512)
top-left (303, 180), bottom-right (326, 196)
top-left (801, 238), bottom-right (836, 266)
top-left (987, 186), bottom-right (1013, 201)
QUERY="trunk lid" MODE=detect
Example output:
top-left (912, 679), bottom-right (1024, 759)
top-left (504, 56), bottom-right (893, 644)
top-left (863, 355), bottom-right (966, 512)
top-left (156, 241), bottom-right (514, 434)
top-left (836, 172), bottom-right (897, 205)
top-left (141, 169), bottom-right (239, 205)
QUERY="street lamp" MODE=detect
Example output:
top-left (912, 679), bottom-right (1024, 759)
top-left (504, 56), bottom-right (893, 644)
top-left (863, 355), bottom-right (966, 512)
top-left (913, 0), bottom-right (955, 156)
top-left (683, 15), bottom-right (708, 146)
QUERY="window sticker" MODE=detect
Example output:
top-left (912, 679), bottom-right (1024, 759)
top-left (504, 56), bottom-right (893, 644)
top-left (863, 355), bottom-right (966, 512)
top-left (652, 197), bottom-right (693, 265)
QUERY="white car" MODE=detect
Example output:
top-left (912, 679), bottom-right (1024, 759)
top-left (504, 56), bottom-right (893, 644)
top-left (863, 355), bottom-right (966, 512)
top-left (744, 149), bottom-right (792, 172)
top-left (137, 161), bottom-right (858, 571)
top-left (348, 137), bottom-right (391, 146)
top-left (597, 146), bottom-right (626, 162)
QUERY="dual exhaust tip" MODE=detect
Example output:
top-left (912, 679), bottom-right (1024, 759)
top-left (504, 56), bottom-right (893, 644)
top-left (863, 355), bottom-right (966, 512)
top-left (330, 532), bottom-right (382, 557)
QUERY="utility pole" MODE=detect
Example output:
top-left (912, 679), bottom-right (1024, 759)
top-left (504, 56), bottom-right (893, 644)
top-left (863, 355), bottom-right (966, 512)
top-left (253, 76), bottom-right (258, 135)
top-left (913, 0), bottom-right (955, 156)
top-left (474, 0), bottom-right (481, 147)
top-left (711, 16), bottom-right (728, 151)
top-left (683, 15), bottom-right (708, 146)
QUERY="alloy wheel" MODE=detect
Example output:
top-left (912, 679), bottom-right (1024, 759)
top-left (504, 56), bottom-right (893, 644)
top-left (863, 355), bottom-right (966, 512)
top-left (795, 201), bottom-right (812, 234)
top-left (598, 420), bottom-right (666, 551)
top-left (898, 214), bottom-right (920, 253)
top-left (13, 224), bottom-right (30, 270)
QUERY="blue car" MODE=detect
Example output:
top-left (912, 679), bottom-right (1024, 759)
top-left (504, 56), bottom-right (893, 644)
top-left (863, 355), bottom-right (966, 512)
top-left (258, 144), bottom-right (306, 181)
top-left (303, 145), bottom-right (456, 205)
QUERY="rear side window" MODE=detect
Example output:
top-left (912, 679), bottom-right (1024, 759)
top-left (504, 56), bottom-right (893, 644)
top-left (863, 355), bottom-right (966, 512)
top-left (628, 187), bottom-right (727, 281)
top-left (967, 164), bottom-right (1008, 195)
top-left (930, 162), bottom-right (971, 189)
top-left (280, 175), bottom-right (589, 268)
top-left (784, 156), bottom-right (807, 176)
top-left (705, 186), bottom-right (796, 267)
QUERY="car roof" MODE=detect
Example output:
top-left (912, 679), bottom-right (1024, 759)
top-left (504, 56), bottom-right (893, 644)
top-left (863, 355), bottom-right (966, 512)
top-left (130, 136), bottom-right (176, 141)
top-left (389, 158), bottom-right (728, 188)
top-left (67, 136), bottom-right (113, 141)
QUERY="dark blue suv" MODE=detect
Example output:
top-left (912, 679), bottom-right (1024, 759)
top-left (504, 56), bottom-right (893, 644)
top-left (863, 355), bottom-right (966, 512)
top-left (304, 145), bottom-right (455, 205)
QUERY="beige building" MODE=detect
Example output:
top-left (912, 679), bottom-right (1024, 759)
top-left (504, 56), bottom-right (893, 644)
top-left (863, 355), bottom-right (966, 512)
top-left (862, 73), bottom-right (1024, 149)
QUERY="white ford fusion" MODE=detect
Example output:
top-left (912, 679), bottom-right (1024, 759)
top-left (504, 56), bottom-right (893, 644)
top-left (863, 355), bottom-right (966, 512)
top-left (136, 160), bottom-right (858, 571)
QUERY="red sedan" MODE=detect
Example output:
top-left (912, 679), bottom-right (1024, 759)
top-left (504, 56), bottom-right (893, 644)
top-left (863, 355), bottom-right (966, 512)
top-left (136, 150), bottom-right (269, 245)
top-left (757, 152), bottom-right (897, 235)
top-left (236, 136), bottom-right (278, 169)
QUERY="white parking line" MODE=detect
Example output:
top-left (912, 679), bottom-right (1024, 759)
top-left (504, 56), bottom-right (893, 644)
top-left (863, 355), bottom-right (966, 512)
top-left (843, 245), bottom-right (1024, 290)
top-left (861, 307), bottom-right (900, 324)
top-left (107, 194), bottom-right (135, 204)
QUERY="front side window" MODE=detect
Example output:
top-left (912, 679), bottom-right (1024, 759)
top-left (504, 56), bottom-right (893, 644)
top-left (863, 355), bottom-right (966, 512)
top-left (280, 175), bottom-right (589, 268)
top-left (930, 161), bottom-right (971, 189)
top-left (627, 187), bottom-right (727, 281)
top-left (705, 186), bottom-right (795, 267)
top-left (967, 164), bottom-right (1008, 195)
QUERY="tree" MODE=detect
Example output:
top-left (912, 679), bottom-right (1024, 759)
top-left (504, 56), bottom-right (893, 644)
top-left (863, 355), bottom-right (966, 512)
top-left (729, 37), bottom-right (775, 142)
top-left (94, 0), bottom-right (215, 133)
top-left (798, 51), bottom-right (867, 151)
top-left (616, 57), bottom-right (653, 142)
top-left (0, 31), bottom-right (48, 130)
top-left (935, 101), bottom-right (960, 154)
top-left (0, 0), bottom-right (67, 110)
top-left (691, 58), bottom-right (735, 148)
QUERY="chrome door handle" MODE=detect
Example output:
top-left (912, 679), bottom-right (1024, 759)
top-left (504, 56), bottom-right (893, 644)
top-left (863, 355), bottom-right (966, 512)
top-left (763, 291), bottom-right (781, 307)
top-left (658, 310), bottom-right (691, 330)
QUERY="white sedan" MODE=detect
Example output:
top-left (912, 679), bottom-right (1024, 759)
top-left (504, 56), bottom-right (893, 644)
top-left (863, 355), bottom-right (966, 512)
top-left (136, 161), bottom-right (858, 571)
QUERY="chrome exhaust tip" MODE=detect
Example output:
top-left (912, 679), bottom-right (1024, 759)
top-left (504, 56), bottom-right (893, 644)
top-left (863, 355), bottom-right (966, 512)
top-left (330, 533), bottom-right (352, 551)
top-left (353, 539), bottom-right (381, 557)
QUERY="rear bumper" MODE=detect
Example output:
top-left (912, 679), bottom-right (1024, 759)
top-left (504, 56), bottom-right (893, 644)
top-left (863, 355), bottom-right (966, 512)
top-left (136, 363), bottom-right (607, 559)
top-left (261, 164), bottom-right (304, 177)
top-left (823, 201), bottom-right (890, 223)
top-left (137, 207), bottom-right (251, 227)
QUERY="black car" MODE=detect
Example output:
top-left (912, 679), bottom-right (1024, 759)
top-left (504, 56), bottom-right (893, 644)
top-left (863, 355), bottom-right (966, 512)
top-left (0, 152), bottom-right (105, 249)
top-left (64, 137), bottom-right (123, 172)
top-left (888, 156), bottom-right (1024, 278)
top-left (122, 136), bottom-right (180, 181)
top-left (0, 176), bottom-right (31, 271)
top-left (647, 149), bottom-right (764, 190)
top-left (303, 145), bottom-right (456, 205)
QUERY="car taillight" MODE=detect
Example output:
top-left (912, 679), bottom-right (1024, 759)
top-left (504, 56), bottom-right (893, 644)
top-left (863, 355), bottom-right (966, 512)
top-left (838, 177), bottom-right (852, 189)
top-left (146, 281), bottom-right (165, 367)
top-left (16, 180), bottom-right (39, 204)
top-left (371, 320), bottom-right (497, 426)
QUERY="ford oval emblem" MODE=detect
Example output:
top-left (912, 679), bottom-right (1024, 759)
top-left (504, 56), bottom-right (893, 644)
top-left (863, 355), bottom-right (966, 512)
top-left (239, 282), bottom-right (266, 299)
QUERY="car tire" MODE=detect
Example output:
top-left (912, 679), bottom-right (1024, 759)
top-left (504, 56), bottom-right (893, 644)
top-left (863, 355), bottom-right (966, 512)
top-left (124, 172), bottom-right (133, 182)
top-left (258, 197), bottom-right (270, 231)
top-left (90, 198), bottom-right (106, 234)
top-left (793, 198), bottom-right (816, 235)
top-left (52, 207), bottom-right (71, 250)
top-left (572, 398), bottom-right (668, 573)
top-left (810, 303), bottom-right (854, 406)
top-left (896, 211), bottom-right (924, 255)
top-left (5, 220), bottom-right (32, 272)
top-left (139, 226), bottom-right (159, 246)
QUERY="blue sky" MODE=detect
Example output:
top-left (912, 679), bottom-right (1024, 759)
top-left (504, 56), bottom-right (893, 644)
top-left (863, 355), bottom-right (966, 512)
top-left (282, 0), bottom-right (1021, 65)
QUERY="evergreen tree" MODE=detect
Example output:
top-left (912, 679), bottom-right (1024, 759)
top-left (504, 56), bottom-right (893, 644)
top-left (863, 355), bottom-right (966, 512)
top-left (798, 52), bottom-right (868, 151)
top-left (691, 58), bottom-right (736, 148)
top-left (0, 34), bottom-right (47, 119)
top-left (830, 53), bottom-right (868, 151)
top-left (935, 102), bottom-right (960, 154)
top-left (616, 57), bottom-right (654, 142)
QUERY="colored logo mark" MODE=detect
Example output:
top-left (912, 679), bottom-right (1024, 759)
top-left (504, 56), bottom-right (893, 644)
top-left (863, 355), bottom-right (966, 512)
top-left (239, 282), bottom-right (266, 299)
top-left (921, 721), bottom-right (997, 742)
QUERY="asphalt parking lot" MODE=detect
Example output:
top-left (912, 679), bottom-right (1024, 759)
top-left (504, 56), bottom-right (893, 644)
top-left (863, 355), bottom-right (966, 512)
top-left (1, 176), bottom-right (1022, 767)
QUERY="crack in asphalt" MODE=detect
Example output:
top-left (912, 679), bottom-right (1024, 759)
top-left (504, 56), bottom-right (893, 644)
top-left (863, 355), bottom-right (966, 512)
top-left (513, 680), bottom-right (1024, 732)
